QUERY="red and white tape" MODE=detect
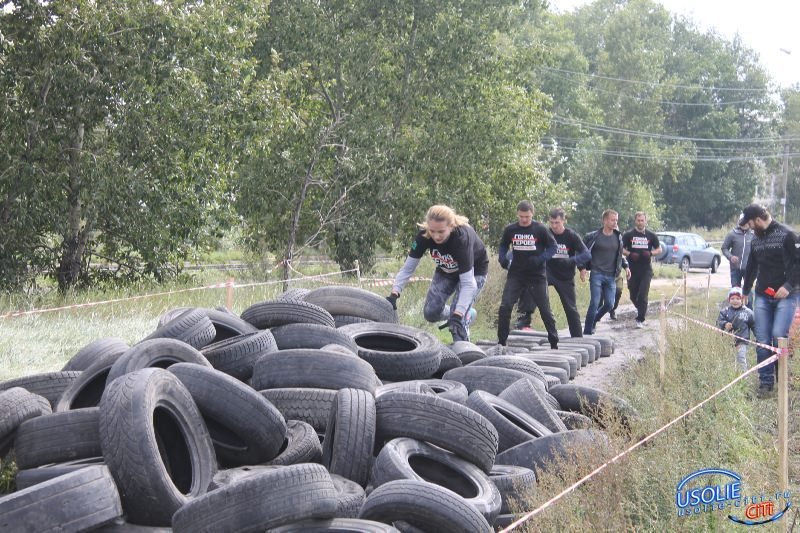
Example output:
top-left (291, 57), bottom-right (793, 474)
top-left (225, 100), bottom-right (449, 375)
top-left (668, 310), bottom-right (781, 354)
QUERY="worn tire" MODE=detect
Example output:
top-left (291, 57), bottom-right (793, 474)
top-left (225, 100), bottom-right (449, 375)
top-left (62, 337), bottom-right (129, 372)
top-left (98, 368), bottom-right (216, 526)
top-left (240, 300), bottom-right (336, 329)
top-left (271, 518), bottom-right (400, 532)
top-left (171, 463), bottom-right (337, 532)
top-left (200, 330), bottom-right (278, 382)
top-left (370, 438), bottom-right (501, 523)
top-left (14, 456), bottom-right (105, 490)
top-left (498, 378), bottom-right (567, 433)
top-left (304, 286), bottom-right (398, 324)
top-left (0, 371), bottom-right (81, 409)
top-left (15, 407), bottom-right (102, 469)
top-left (375, 392), bottom-right (498, 473)
top-left (358, 480), bottom-right (492, 533)
top-left (489, 464), bottom-right (537, 514)
top-left (375, 381), bottom-right (436, 399)
top-left (266, 420), bottom-right (323, 466)
top-left (548, 384), bottom-right (638, 430)
top-left (168, 364), bottom-right (287, 466)
top-left (495, 429), bottom-right (610, 475)
top-left (449, 341), bottom-right (486, 364)
top-left (433, 345), bottom-right (463, 377)
top-left (331, 474), bottom-right (367, 518)
top-left (0, 388), bottom-right (51, 457)
top-left (322, 388), bottom-right (376, 487)
top-left (270, 323), bottom-right (359, 354)
top-left (106, 338), bottom-right (212, 385)
top-left (333, 315), bottom-right (374, 328)
top-left (556, 410), bottom-right (594, 430)
top-left (259, 388), bottom-right (338, 434)
top-left (142, 308), bottom-right (216, 349)
top-left (56, 348), bottom-right (129, 412)
top-left (0, 465), bottom-right (122, 531)
top-left (417, 379), bottom-right (469, 404)
top-left (466, 355), bottom-right (548, 384)
top-left (464, 391), bottom-right (551, 453)
top-left (252, 349), bottom-right (379, 395)
top-left (339, 323), bottom-right (442, 381)
top-left (442, 366), bottom-right (533, 396)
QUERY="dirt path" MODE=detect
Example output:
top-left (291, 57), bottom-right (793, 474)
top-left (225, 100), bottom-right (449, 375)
top-left (571, 260), bottom-right (732, 390)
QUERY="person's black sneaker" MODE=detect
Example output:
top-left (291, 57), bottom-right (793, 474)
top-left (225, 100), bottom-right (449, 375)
top-left (609, 310), bottom-right (617, 320)
top-left (514, 313), bottom-right (532, 330)
top-left (757, 382), bottom-right (775, 398)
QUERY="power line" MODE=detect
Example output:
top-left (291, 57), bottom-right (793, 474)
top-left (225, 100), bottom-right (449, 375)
top-left (547, 136), bottom-right (783, 157)
top-left (536, 65), bottom-right (775, 94)
top-left (539, 142), bottom-right (800, 162)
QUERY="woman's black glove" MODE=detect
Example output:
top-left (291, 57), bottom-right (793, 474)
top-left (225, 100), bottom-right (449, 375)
top-left (386, 293), bottom-right (399, 310)
top-left (447, 314), bottom-right (468, 341)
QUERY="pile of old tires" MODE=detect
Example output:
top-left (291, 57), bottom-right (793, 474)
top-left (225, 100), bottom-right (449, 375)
top-left (0, 285), bottom-right (634, 532)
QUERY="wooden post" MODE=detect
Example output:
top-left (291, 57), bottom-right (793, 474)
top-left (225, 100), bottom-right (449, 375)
top-left (777, 337), bottom-right (789, 495)
top-left (704, 272), bottom-right (711, 317)
top-left (659, 297), bottom-right (667, 383)
top-left (355, 260), bottom-right (362, 288)
top-left (226, 277), bottom-right (234, 311)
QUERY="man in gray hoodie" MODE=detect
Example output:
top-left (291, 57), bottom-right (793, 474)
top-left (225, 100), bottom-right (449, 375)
top-left (722, 219), bottom-right (753, 288)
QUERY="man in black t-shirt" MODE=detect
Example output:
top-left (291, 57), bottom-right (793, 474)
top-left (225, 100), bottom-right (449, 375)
top-left (387, 205), bottom-right (489, 342)
top-left (517, 208), bottom-right (590, 337)
top-left (497, 201), bottom-right (558, 348)
top-left (622, 212), bottom-right (661, 327)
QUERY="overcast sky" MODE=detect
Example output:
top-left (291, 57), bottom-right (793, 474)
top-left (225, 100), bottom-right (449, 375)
top-left (550, 0), bottom-right (800, 88)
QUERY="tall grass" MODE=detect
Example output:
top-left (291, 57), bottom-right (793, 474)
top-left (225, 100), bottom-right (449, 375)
top-left (509, 304), bottom-right (798, 532)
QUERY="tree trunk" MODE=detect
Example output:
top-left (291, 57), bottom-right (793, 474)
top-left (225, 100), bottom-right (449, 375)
top-left (57, 120), bottom-right (88, 292)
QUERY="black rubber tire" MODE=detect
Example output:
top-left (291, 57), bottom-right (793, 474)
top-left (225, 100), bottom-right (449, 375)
top-left (592, 335), bottom-right (614, 356)
top-left (466, 355), bottom-right (548, 384)
top-left (711, 256), bottom-right (720, 273)
top-left (558, 344), bottom-right (591, 366)
top-left (498, 378), bottom-right (567, 433)
top-left (375, 392), bottom-right (498, 473)
top-left (55, 348), bottom-right (129, 412)
top-left (433, 344), bottom-right (463, 377)
top-left (464, 391), bottom-right (551, 453)
top-left (679, 256), bottom-right (690, 272)
top-left (0, 465), bottom-right (122, 531)
top-left (441, 366), bottom-right (534, 396)
top-left (0, 371), bottom-right (81, 409)
top-left (358, 479), bottom-right (492, 533)
top-left (157, 306), bottom-right (194, 327)
top-left (171, 463), bottom-right (337, 533)
top-left (141, 308), bottom-right (216, 349)
top-left (240, 300), bottom-right (336, 329)
top-left (322, 389), bottom-right (377, 487)
top-left (514, 354), bottom-right (574, 379)
top-left (168, 363), bottom-right (287, 466)
top-left (277, 288), bottom-right (312, 302)
top-left (417, 379), bottom-right (469, 404)
top-left (548, 384), bottom-right (638, 430)
top-left (270, 323), bottom-right (359, 354)
top-left (62, 337), bottom-right (130, 372)
top-left (495, 429), bottom-right (610, 475)
top-left (106, 338), bottom-right (212, 385)
top-left (200, 330), bottom-right (278, 382)
top-left (259, 388), bottom-right (338, 434)
top-left (208, 465), bottom-right (283, 490)
top-left (331, 474), bottom-right (367, 519)
top-left (449, 341), bottom-right (486, 364)
top-left (271, 518), bottom-right (401, 532)
top-left (15, 456), bottom-right (105, 490)
top-left (542, 367), bottom-right (569, 385)
top-left (86, 517), bottom-right (173, 532)
top-left (252, 349), bottom-right (379, 395)
top-left (202, 307), bottom-right (260, 343)
top-left (489, 464), bottom-right (537, 514)
top-left (333, 315), bottom-right (374, 328)
top-left (370, 438), bottom-right (501, 523)
top-left (15, 407), bottom-right (102, 469)
top-left (98, 368), bottom-right (216, 526)
top-left (0, 388), bottom-right (51, 457)
top-left (560, 338), bottom-right (600, 362)
top-left (375, 381), bottom-right (436, 398)
top-left (266, 420), bottom-right (323, 466)
top-left (303, 286), bottom-right (398, 324)
top-left (555, 410), bottom-right (594, 429)
top-left (339, 323), bottom-right (442, 382)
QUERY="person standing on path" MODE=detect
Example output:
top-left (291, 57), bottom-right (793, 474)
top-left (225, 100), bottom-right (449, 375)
top-left (740, 203), bottom-right (800, 395)
top-left (622, 212), bottom-right (661, 328)
top-left (516, 208), bottom-right (590, 337)
top-left (497, 201), bottom-right (559, 348)
top-left (722, 220), bottom-right (754, 288)
top-left (583, 209), bottom-right (630, 335)
top-left (386, 205), bottom-right (489, 342)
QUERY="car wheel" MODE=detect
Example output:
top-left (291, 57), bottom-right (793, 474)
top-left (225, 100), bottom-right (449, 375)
top-left (679, 256), bottom-right (690, 272)
top-left (711, 256), bottom-right (720, 273)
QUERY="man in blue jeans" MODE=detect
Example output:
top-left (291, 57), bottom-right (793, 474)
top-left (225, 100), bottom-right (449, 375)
top-left (583, 209), bottom-right (630, 335)
top-left (740, 203), bottom-right (800, 396)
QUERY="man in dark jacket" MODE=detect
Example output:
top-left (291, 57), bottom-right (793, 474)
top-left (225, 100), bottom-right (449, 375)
top-left (622, 212), bottom-right (661, 328)
top-left (722, 220), bottom-right (754, 288)
top-left (740, 203), bottom-right (800, 395)
top-left (583, 209), bottom-right (630, 335)
top-left (497, 201), bottom-right (558, 348)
